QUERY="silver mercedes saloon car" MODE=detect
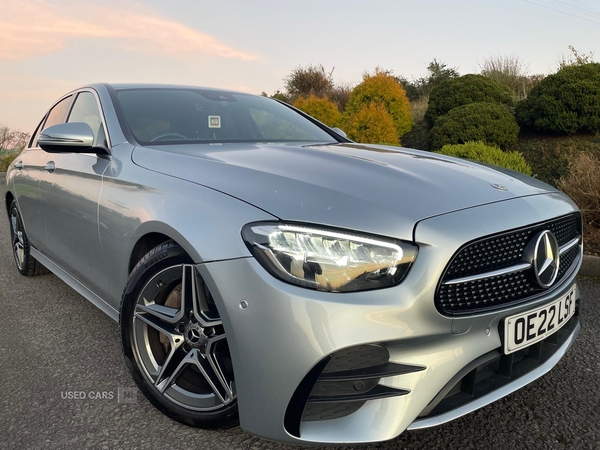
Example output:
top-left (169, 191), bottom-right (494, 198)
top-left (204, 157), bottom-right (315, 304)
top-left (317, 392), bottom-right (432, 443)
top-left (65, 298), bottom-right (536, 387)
top-left (4, 84), bottom-right (582, 445)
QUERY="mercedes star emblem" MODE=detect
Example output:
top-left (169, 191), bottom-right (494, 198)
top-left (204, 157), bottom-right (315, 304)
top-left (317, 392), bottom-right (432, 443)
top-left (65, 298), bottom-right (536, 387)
top-left (532, 230), bottom-right (560, 288)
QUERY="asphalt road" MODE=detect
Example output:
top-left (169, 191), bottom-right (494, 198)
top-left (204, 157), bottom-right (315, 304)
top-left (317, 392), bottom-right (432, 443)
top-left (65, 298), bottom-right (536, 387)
top-left (1, 176), bottom-right (599, 450)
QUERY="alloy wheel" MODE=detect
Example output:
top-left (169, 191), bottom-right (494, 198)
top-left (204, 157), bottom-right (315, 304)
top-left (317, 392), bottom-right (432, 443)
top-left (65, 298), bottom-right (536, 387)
top-left (132, 264), bottom-right (235, 411)
top-left (10, 207), bottom-right (25, 270)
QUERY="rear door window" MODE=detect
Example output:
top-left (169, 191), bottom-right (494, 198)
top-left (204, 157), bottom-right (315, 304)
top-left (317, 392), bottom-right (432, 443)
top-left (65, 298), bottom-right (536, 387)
top-left (44, 96), bottom-right (73, 129)
top-left (33, 95), bottom-right (73, 147)
top-left (29, 117), bottom-right (46, 148)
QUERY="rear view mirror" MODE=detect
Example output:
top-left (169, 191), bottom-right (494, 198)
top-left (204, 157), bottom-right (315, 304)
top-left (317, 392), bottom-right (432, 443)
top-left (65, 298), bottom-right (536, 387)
top-left (38, 122), bottom-right (109, 155)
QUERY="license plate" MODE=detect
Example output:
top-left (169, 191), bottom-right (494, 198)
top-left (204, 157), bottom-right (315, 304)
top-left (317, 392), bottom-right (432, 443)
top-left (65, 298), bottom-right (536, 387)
top-left (503, 284), bottom-right (576, 354)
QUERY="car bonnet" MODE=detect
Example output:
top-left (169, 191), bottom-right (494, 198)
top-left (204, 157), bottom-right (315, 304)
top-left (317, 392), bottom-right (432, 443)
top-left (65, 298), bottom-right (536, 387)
top-left (131, 142), bottom-right (555, 240)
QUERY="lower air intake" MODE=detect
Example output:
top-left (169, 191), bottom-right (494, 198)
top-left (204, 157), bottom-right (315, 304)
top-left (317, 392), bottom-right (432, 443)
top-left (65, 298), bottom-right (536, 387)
top-left (284, 344), bottom-right (424, 437)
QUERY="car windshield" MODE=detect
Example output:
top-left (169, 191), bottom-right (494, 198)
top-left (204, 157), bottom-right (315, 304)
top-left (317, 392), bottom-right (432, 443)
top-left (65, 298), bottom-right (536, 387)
top-left (116, 88), bottom-right (338, 145)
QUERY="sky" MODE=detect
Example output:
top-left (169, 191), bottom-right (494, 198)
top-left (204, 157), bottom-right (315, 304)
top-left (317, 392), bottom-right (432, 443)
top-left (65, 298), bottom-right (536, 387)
top-left (1, 0), bottom-right (598, 132)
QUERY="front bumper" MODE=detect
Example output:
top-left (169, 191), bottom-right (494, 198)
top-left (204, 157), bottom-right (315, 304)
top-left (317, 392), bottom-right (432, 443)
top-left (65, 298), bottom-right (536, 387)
top-left (197, 193), bottom-right (582, 445)
top-left (409, 315), bottom-right (580, 430)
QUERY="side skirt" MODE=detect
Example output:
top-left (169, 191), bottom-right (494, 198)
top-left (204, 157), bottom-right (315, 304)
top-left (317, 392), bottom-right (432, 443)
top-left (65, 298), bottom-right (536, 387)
top-left (30, 247), bottom-right (119, 322)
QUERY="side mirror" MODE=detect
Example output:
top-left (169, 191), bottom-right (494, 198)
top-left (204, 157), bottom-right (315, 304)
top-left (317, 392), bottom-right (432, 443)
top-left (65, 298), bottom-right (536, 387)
top-left (38, 122), bottom-right (110, 155)
top-left (331, 127), bottom-right (347, 139)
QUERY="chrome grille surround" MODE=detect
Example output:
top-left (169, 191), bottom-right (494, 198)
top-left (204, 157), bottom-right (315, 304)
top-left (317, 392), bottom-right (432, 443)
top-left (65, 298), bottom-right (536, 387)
top-left (436, 214), bottom-right (582, 315)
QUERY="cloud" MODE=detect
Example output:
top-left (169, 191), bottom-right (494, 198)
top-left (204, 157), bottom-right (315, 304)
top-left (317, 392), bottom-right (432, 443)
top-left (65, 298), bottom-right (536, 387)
top-left (0, 75), bottom-right (76, 102)
top-left (0, 0), bottom-right (258, 61)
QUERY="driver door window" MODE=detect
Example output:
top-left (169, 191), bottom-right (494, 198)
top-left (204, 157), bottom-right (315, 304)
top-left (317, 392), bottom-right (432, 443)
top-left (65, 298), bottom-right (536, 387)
top-left (67, 91), bottom-right (106, 147)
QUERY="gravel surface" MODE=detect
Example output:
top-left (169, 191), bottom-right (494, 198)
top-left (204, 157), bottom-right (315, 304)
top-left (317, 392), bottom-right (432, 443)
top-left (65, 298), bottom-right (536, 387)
top-left (1, 177), bottom-right (599, 450)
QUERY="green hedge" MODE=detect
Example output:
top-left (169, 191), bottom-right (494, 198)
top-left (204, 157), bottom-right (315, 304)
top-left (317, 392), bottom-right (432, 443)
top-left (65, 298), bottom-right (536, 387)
top-left (429, 102), bottom-right (520, 150)
top-left (425, 74), bottom-right (514, 126)
top-left (437, 141), bottom-right (532, 175)
top-left (0, 153), bottom-right (17, 172)
top-left (515, 63), bottom-right (600, 134)
top-left (508, 133), bottom-right (599, 186)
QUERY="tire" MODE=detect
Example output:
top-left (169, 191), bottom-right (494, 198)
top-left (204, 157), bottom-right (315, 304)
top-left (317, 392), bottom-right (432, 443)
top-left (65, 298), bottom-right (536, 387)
top-left (120, 240), bottom-right (239, 429)
top-left (8, 200), bottom-right (49, 277)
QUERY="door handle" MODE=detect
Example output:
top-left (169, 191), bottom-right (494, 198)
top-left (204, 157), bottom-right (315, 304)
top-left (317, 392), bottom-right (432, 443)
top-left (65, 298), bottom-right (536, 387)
top-left (14, 161), bottom-right (23, 170)
top-left (44, 161), bottom-right (56, 173)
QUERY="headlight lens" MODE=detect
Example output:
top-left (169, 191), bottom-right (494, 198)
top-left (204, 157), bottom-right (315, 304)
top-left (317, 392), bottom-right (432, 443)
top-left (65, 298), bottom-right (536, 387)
top-left (242, 223), bottom-right (418, 292)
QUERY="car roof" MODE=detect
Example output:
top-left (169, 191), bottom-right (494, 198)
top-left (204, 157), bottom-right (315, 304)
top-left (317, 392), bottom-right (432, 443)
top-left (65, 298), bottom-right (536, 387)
top-left (98, 83), bottom-right (256, 96)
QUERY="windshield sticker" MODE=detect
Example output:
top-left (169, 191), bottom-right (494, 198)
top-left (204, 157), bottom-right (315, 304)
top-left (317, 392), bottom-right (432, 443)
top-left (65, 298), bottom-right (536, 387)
top-left (208, 115), bottom-right (221, 128)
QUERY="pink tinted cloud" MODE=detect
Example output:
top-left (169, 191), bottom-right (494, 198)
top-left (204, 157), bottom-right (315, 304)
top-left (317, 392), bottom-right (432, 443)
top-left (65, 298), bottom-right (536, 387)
top-left (0, 0), bottom-right (258, 61)
top-left (0, 75), bottom-right (76, 102)
top-left (106, 12), bottom-right (257, 60)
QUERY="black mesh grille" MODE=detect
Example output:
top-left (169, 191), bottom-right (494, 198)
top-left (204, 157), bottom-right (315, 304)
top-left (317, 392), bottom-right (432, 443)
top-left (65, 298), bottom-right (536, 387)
top-left (444, 229), bottom-right (531, 279)
top-left (557, 244), bottom-right (578, 280)
top-left (436, 214), bottom-right (581, 315)
top-left (547, 214), bottom-right (580, 245)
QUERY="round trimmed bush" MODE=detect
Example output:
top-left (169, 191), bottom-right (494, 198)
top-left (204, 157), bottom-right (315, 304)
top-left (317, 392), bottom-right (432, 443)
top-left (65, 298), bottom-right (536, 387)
top-left (345, 69), bottom-right (413, 138)
top-left (437, 142), bottom-right (532, 175)
top-left (343, 103), bottom-right (399, 145)
top-left (515, 63), bottom-right (600, 134)
top-left (429, 102), bottom-right (520, 150)
top-left (425, 74), bottom-right (514, 126)
top-left (293, 95), bottom-right (342, 128)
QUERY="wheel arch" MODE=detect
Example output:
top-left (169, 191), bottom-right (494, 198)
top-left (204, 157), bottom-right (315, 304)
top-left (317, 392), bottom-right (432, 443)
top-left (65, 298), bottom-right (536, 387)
top-left (127, 222), bottom-right (202, 276)
top-left (128, 232), bottom-right (173, 275)
top-left (5, 190), bottom-right (14, 217)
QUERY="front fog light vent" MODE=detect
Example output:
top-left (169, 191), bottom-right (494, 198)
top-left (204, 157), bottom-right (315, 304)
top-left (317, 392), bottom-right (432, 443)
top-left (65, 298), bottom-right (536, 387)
top-left (284, 344), bottom-right (426, 437)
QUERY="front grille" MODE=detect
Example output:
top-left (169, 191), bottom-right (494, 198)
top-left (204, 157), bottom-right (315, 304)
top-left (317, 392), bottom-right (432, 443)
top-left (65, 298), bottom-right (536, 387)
top-left (557, 243), bottom-right (579, 280)
top-left (436, 214), bottom-right (581, 315)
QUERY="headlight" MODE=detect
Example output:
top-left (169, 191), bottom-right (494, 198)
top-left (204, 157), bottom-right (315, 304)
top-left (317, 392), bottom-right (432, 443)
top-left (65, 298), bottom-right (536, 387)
top-left (242, 223), bottom-right (418, 292)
